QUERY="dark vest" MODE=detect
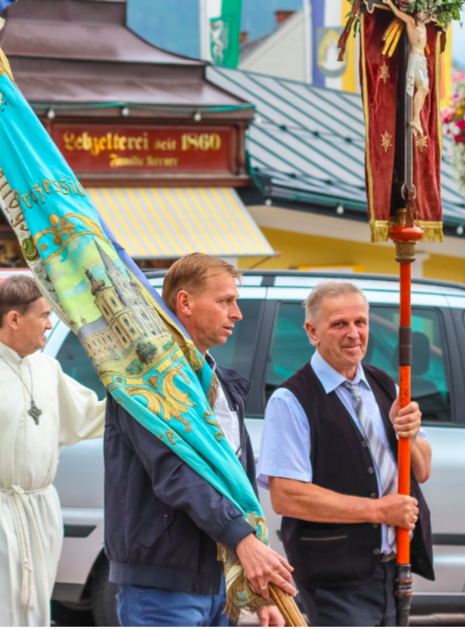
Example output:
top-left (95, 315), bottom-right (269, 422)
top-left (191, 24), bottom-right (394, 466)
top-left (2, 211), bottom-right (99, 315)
top-left (279, 362), bottom-right (434, 588)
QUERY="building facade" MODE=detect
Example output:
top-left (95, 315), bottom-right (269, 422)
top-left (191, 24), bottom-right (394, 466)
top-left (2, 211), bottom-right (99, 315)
top-left (0, 0), bottom-right (274, 268)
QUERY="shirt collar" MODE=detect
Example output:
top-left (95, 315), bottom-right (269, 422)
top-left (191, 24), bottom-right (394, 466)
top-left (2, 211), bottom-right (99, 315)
top-left (205, 352), bottom-right (216, 372)
top-left (311, 350), bottom-right (371, 394)
top-left (0, 339), bottom-right (23, 363)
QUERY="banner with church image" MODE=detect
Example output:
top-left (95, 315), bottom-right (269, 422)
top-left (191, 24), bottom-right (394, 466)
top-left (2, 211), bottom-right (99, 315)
top-left (0, 63), bottom-right (269, 618)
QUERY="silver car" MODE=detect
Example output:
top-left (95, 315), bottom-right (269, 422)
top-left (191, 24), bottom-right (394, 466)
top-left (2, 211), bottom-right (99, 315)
top-left (39, 270), bottom-right (465, 624)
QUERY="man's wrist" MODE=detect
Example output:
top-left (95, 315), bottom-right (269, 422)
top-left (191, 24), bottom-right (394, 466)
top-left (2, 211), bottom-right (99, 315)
top-left (236, 532), bottom-right (255, 554)
top-left (368, 496), bottom-right (383, 524)
top-left (219, 516), bottom-right (255, 553)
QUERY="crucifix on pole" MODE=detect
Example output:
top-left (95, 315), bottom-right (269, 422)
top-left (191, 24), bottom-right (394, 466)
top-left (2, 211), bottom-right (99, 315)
top-left (337, 0), bottom-right (454, 623)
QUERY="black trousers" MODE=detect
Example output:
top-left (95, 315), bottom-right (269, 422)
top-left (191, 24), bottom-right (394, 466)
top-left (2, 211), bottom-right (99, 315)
top-left (297, 561), bottom-right (396, 627)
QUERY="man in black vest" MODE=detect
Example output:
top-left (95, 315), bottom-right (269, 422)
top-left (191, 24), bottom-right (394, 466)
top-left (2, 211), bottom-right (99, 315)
top-left (257, 281), bottom-right (434, 626)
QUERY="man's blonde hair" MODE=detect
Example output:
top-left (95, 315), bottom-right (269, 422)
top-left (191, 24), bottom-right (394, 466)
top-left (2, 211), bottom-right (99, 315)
top-left (163, 253), bottom-right (241, 313)
top-left (304, 281), bottom-right (369, 323)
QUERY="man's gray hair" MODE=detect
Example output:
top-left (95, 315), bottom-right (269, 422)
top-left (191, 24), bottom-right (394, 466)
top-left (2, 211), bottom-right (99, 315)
top-left (304, 281), bottom-right (369, 323)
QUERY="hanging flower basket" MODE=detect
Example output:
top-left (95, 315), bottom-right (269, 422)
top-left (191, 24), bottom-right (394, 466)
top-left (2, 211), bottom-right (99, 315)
top-left (443, 72), bottom-right (465, 191)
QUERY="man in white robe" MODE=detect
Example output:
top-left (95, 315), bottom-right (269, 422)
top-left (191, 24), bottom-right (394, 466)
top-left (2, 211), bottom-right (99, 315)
top-left (0, 275), bottom-right (106, 627)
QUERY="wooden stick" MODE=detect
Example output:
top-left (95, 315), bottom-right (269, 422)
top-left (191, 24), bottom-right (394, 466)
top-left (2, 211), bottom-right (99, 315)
top-left (269, 584), bottom-right (308, 627)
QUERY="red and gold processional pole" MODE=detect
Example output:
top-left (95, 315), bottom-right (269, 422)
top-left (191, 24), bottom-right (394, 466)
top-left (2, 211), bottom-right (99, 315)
top-left (339, 0), bottom-right (446, 624)
top-left (389, 216), bottom-right (423, 626)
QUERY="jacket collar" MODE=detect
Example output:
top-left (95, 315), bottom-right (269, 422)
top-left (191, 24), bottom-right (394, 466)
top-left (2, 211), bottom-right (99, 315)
top-left (206, 353), bottom-right (252, 403)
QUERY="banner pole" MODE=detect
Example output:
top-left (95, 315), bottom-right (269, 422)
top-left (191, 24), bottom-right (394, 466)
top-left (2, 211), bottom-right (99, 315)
top-left (269, 585), bottom-right (307, 627)
top-left (389, 217), bottom-right (423, 626)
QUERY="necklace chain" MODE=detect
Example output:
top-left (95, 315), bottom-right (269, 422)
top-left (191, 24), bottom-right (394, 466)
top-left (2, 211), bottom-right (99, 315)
top-left (0, 355), bottom-right (41, 424)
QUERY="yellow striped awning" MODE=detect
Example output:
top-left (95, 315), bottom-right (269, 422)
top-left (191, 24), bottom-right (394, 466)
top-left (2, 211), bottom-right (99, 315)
top-left (87, 187), bottom-right (274, 259)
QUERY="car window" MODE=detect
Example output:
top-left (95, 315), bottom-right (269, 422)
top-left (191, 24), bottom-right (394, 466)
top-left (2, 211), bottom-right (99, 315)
top-left (265, 302), bottom-right (314, 401)
top-left (209, 299), bottom-right (262, 379)
top-left (265, 302), bottom-right (451, 423)
top-left (56, 331), bottom-right (107, 400)
top-left (367, 307), bottom-right (451, 423)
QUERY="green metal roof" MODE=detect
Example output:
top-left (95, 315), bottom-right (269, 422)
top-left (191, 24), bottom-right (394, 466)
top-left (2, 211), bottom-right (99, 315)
top-left (208, 66), bottom-right (465, 230)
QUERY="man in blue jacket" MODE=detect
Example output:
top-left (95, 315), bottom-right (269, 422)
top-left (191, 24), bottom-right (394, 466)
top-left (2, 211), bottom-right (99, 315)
top-left (104, 253), bottom-right (295, 627)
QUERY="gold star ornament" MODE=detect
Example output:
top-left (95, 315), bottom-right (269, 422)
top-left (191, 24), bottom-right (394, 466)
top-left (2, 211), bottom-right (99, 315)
top-left (380, 62), bottom-right (390, 84)
top-left (381, 131), bottom-right (393, 153)
top-left (415, 135), bottom-right (428, 152)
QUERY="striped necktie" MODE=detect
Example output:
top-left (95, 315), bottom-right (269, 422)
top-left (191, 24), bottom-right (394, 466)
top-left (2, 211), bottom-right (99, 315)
top-left (342, 381), bottom-right (398, 549)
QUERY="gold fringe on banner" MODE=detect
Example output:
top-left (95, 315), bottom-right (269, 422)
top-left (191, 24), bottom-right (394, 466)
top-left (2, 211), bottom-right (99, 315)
top-left (419, 222), bottom-right (444, 242)
top-left (370, 220), bottom-right (444, 243)
top-left (370, 220), bottom-right (391, 243)
top-left (217, 513), bottom-right (273, 622)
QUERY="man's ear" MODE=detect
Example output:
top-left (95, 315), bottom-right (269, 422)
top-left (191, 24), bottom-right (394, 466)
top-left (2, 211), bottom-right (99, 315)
top-left (4, 309), bottom-right (20, 331)
top-left (176, 290), bottom-right (193, 318)
top-left (305, 320), bottom-right (318, 346)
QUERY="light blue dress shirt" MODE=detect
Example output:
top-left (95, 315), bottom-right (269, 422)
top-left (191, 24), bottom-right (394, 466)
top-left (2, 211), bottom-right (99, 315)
top-left (257, 350), bottom-right (426, 554)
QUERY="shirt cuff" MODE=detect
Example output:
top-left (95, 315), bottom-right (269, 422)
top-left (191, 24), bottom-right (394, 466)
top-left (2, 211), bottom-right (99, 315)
top-left (218, 515), bottom-right (255, 553)
top-left (256, 469), bottom-right (313, 490)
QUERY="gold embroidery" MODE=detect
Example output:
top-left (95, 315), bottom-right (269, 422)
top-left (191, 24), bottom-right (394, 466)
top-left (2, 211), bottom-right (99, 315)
top-left (415, 135), bottom-right (428, 152)
top-left (127, 368), bottom-right (194, 429)
top-left (148, 375), bottom-right (160, 390)
top-left (32, 213), bottom-right (108, 265)
top-left (381, 131), bottom-right (393, 153)
top-left (380, 62), bottom-right (390, 84)
top-left (166, 431), bottom-right (176, 445)
top-left (21, 237), bottom-right (40, 262)
top-left (204, 410), bottom-right (225, 442)
top-left (49, 214), bottom-right (76, 246)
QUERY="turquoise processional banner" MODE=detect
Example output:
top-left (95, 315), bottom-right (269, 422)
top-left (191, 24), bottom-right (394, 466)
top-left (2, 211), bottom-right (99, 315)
top-left (0, 64), bottom-right (268, 616)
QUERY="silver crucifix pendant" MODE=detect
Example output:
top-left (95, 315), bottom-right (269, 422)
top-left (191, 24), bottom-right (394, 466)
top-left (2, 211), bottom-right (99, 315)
top-left (28, 401), bottom-right (42, 425)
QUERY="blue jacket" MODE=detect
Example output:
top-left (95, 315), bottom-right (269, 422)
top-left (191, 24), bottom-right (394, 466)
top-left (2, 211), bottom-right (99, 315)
top-left (104, 363), bottom-right (258, 595)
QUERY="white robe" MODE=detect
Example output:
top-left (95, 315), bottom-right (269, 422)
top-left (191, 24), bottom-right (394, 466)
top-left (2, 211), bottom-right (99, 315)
top-left (0, 340), bottom-right (106, 627)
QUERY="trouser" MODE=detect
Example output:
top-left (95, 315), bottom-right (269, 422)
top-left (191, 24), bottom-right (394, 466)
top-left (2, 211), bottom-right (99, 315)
top-left (116, 576), bottom-right (229, 627)
top-left (297, 560), bottom-right (396, 627)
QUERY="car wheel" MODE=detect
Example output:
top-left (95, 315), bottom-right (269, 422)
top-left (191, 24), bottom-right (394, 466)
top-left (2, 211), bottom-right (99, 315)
top-left (51, 600), bottom-right (95, 626)
top-left (90, 554), bottom-right (120, 626)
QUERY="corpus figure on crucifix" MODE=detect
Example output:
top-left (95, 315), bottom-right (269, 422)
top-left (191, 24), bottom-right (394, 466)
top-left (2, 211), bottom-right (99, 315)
top-left (383, 0), bottom-right (432, 136)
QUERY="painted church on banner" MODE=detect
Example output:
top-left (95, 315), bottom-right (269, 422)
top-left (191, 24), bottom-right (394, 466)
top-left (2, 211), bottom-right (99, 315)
top-left (77, 242), bottom-right (170, 368)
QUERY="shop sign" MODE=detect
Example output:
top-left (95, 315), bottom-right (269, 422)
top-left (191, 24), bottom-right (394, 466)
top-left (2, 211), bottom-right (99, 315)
top-left (53, 124), bottom-right (231, 173)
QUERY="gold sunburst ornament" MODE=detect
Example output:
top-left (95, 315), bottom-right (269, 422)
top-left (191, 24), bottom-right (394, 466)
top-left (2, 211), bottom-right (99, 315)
top-left (381, 131), bottom-right (393, 153)
top-left (415, 135), bottom-right (428, 153)
top-left (380, 62), bottom-right (390, 84)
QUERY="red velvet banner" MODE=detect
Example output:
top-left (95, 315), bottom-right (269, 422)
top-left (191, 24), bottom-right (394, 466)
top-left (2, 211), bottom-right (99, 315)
top-left (360, 10), bottom-right (443, 242)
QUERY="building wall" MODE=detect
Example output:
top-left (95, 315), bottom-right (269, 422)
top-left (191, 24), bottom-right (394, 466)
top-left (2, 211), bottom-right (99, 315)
top-left (239, 12), bottom-right (306, 82)
top-left (238, 206), bottom-right (465, 283)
